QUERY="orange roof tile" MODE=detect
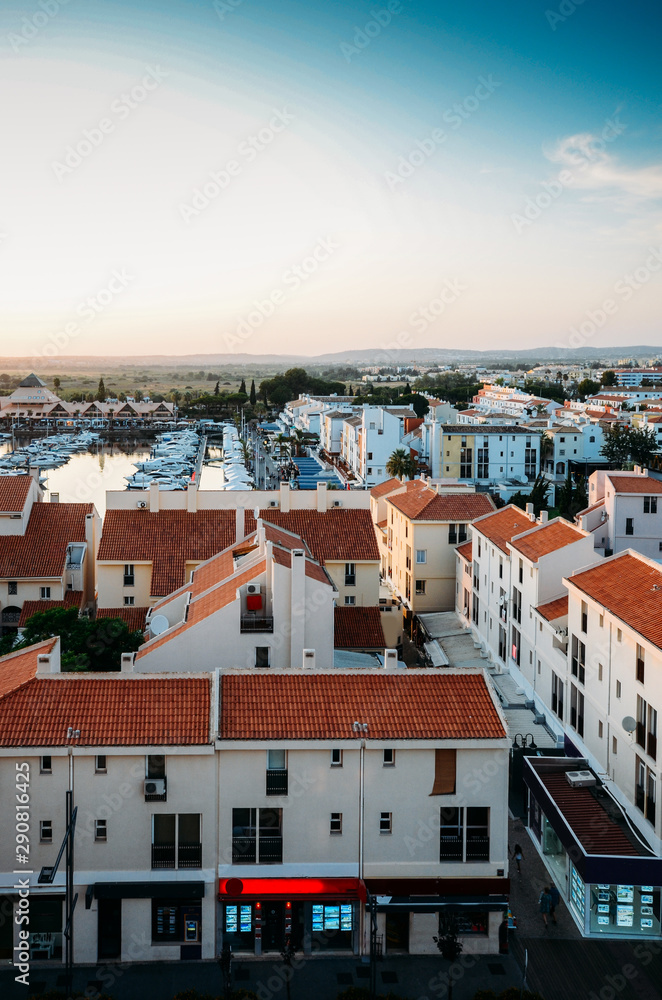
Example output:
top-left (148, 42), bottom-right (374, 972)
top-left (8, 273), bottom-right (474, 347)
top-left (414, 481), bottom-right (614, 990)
top-left (388, 488), bottom-right (494, 522)
top-left (246, 509), bottom-right (379, 562)
top-left (539, 771), bottom-right (639, 856)
top-left (0, 476), bottom-right (32, 512)
top-left (606, 475), bottom-right (662, 495)
top-left (18, 591), bottom-right (83, 627)
top-left (0, 638), bottom-right (57, 698)
top-left (370, 477), bottom-right (427, 499)
top-left (97, 509), bottom-right (236, 596)
top-left (0, 502), bottom-right (92, 579)
top-left (334, 606), bottom-right (386, 649)
top-left (473, 505), bottom-right (532, 553)
top-left (569, 552), bottom-right (662, 648)
top-left (97, 606), bottom-right (149, 632)
top-left (0, 673), bottom-right (210, 747)
top-left (220, 672), bottom-right (506, 740)
top-left (536, 595), bottom-right (568, 621)
top-left (456, 541), bottom-right (473, 562)
top-left (510, 520), bottom-right (585, 562)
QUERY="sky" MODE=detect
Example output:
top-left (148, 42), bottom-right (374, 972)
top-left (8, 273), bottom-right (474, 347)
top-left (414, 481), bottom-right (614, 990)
top-left (1, 0), bottom-right (661, 358)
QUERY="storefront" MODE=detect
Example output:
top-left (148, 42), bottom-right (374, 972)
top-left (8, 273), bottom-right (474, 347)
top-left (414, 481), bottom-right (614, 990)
top-left (218, 877), bottom-right (365, 955)
top-left (524, 757), bottom-right (662, 939)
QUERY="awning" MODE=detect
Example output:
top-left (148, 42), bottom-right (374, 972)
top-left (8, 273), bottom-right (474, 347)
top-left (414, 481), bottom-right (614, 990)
top-left (92, 881), bottom-right (205, 901)
top-left (219, 877), bottom-right (366, 902)
top-left (369, 894), bottom-right (509, 913)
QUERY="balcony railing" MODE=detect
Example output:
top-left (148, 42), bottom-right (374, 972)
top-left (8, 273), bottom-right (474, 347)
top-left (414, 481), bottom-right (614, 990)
top-left (266, 769), bottom-right (288, 796)
top-left (466, 837), bottom-right (490, 862)
top-left (647, 733), bottom-right (657, 760)
top-left (232, 837), bottom-right (257, 863)
top-left (259, 836), bottom-right (283, 863)
top-left (151, 844), bottom-right (176, 869)
top-left (439, 836), bottom-right (463, 861)
top-left (240, 615), bottom-right (274, 633)
top-left (178, 842), bottom-right (202, 868)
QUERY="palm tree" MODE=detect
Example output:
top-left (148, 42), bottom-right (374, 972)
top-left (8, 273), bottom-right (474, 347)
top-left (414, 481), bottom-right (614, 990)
top-left (386, 448), bottom-right (408, 479)
top-left (403, 454), bottom-right (419, 480)
top-left (292, 429), bottom-right (305, 457)
top-left (539, 430), bottom-right (554, 473)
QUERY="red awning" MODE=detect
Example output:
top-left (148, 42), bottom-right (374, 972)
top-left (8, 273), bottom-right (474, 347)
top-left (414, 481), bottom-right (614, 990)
top-left (219, 877), bottom-right (366, 902)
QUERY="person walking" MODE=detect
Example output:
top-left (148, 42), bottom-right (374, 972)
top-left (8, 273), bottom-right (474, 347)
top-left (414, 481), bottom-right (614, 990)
top-left (539, 886), bottom-right (552, 928)
top-left (511, 842), bottom-right (524, 874)
top-left (549, 883), bottom-right (560, 924)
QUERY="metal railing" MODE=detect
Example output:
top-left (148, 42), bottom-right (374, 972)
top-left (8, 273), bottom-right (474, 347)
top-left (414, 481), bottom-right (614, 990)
top-left (240, 615), bottom-right (274, 633)
top-left (151, 844), bottom-right (175, 869)
top-left (178, 842), bottom-right (202, 868)
top-left (266, 769), bottom-right (288, 795)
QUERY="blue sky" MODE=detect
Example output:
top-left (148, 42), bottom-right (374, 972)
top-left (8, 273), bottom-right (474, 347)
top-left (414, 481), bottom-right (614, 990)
top-left (1, 0), bottom-right (661, 357)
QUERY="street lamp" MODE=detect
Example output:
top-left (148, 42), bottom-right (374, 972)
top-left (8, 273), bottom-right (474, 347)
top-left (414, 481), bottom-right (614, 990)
top-left (511, 733), bottom-right (537, 751)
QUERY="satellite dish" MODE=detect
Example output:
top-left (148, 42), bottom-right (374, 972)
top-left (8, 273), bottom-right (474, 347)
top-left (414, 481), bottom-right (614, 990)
top-left (149, 614), bottom-right (169, 637)
top-left (622, 716), bottom-right (637, 734)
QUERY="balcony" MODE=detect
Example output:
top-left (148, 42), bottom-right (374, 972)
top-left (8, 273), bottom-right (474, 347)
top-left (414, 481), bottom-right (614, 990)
top-left (466, 837), bottom-right (490, 862)
top-left (439, 836), bottom-right (463, 862)
top-left (266, 769), bottom-right (288, 795)
top-left (259, 836), bottom-right (283, 863)
top-left (232, 837), bottom-right (257, 863)
top-left (240, 615), bottom-right (274, 633)
top-left (178, 842), bottom-right (202, 869)
top-left (151, 844), bottom-right (176, 869)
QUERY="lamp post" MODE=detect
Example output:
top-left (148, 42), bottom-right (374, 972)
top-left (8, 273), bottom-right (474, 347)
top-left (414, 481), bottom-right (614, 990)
top-left (366, 892), bottom-right (378, 1000)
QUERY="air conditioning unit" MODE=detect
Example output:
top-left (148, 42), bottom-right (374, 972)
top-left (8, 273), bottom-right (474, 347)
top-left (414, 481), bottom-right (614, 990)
top-left (565, 770), bottom-right (596, 789)
top-left (137, 500), bottom-right (147, 508)
top-left (555, 627), bottom-right (568, 639)
top-left (269, 500), bottom-right (278, 507)
top-left (333, 500), bottom-right (342, 507)
top-left (246, 584), bottom-right (261, 596)
top-left (144, 778), bottom-right (166, 796)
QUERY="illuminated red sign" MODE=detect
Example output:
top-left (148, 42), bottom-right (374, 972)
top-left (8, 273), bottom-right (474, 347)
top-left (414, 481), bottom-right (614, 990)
top-left (218, 877), bottom-right (366, 901)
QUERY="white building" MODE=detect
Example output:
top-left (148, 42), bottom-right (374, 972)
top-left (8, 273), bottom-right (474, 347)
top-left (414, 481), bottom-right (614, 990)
top-left (578, 469), bottom-right (662, 558)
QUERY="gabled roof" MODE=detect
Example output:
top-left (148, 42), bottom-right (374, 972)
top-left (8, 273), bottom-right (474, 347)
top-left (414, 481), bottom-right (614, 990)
top-left (536, 595), bottom-right (568, 622)
top-left (456, 541), bottom-right (473, 562)
top-left (606, 474), bottom-right (662, 495)
top-left (0, 638), bottom-right (57, 699)
top-left (0, 502), bottom-right (92, 578)
top-left (334, 606), bottom-right (386, 649)
top-left (388, 488), bottom-right (494, 522)
top-left (568, 551), bottom-right (662, 649)
top-left (220, 671), bottom-right (506, 740)
top-left (0, 476), bottom-right (32, 513)
top-left (371, 477), bottom-right (405, 499)
top-left (509, 519), bottom-right (586, 562)
top-left (96, 606), bottom-right (149, 632)
top-left (18, 590), bottom-right (83, 627)
top-left (246, 509), bottom-right (380, 562)
top-left (472, 505), bottom-right (531, 553)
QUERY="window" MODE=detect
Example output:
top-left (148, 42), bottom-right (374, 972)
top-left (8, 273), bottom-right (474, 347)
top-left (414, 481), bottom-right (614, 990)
top-left (416, 549), bottom-right (427, 563)
top-left (511, 626), bottom-right (521, 666)
top-left (40, 756), bottom-right (52, 774)
top-left (152, 901), bottom-right (200, 943)
top-left (232, 808), bottom-right (282, 863)
top-left (8, 581), bottom-right (17, 595)
top-left (636, 758), bottom-right (656, 826)
top-left (40, 820), bottom-right (52, 843)
top-left (255, 646), bottom-right (270, 668)
top-left (518, 561), bottom-right (523, 585)
top-left (344, 595), bottom-right (356, 606)
top-left (331, 749), bottom-right (343, 767)
top-left (637, 644), bottom-right (645, 684)
top-left (598, 663), bottom-right (603, 682)
top-left (431, 748), bottom-right (456, 795)
top-left (617, 628), bottom-right (622, 642)
top-left (95, 819), bottom-right (107, 842)
top-left (379, 812), bottom-right (392, 834)
top-left (598, 721), bottom-right (603, 739)
top-left (626, 517), bottom-right (634, 536)
top-left (330, 813), bottom-right (342, 835)
top-left (415, 580), bottom-right (426, 595)
top-left (266, 750), bottom-right (288, 795)
top-left (367, 452), bottom-right (372, 461)
top-left (152, 813), bottom-right (202, 869)
top-left (383, 749), bottom-right (395, 767)
top-left (95, 755), bottom-right (107, 773)
top-left (616, 680), bottom-right (622, 698)
top-left (344, 562), bottom-right (356, 586)
top-left (147, 755), bottom-right (165, 779)
top-left (124, 595), bottom-right (135, 606)
top-left (581, 601), bottom-right (588, 634)
top-left (571, 635), bottom-right (586, 684)
top-left (551, 674), bottom-right (564, 721)
top-left (612, 736), bottom-right (618, 755)
top-left (466, 807), bottom-right (490, 861)
top-left (440, 806), bottom-right (490, 862)
top-left (123, 563), bottom-right (135, 586)
top-left (644, 496), bottom-right (658, 514)
top-left (40, 587), bottom-right (51, 600)
top-left (570, 684), bottom-right (584, 737)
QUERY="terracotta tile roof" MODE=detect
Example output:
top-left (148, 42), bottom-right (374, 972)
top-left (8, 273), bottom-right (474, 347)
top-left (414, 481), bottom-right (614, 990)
top-left (334, 606), bottom-right (386, 649)
top-left (271, 546), bottom-right (331, 585)
top-left (473, 505), bottom-right (532, 553)
top-left (220, 671), bottom-right (506, 740)
top-left (0, 673), bottom-right (210, 747)
top-left (576, 499), bottom-right (605, 516)
top-left (18, 591), bottom-right (84, 627)
top-left (389, 489), bottom-right (494, 522)
top-left (0, 638), bottom-right (57, 699)
top-left (539, 772), bottom-right (640, 856)
top-left (97, 509), bottom-right (236, 596)
top-left (370, 478), bottom-right (406, 498)
top-left (0, 502), bottom-right (92, 579)
top-left (606, 475), bottom-right (662, 494)
top-left (97, 606), bottom-right (149, 632)
top-left (569, 552), bottom-right (662, 649)
top-left (536, 595), bottom-right (568, 622)
top-left (510, 519), bottom-right (586, 562)
top-left (246, 509), bottom-right (379, 562)
top-left (456, 541), bottom-right (473, 562)
top-left (0, 476), bottom-right (32, 512)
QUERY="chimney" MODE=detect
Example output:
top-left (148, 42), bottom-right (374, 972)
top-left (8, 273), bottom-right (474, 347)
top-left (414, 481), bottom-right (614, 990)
top-left (149, 481), bottom-right (160, 513)
top-left (280, 481), bottom-right (291, 513)
top-left (186, 484), bottom-right (198, 513)
top-left (539, 509), bottom-right (549, 523)
top-left (634, 465), bottom-right (642, 476)
top-left (49, 492), bottom-right (60, 503)
top-left (29, 465), bottom-right (40, 486)
top-left (120, 652), bottom-right (136, 672)
top-left (526, 502), bottom-right (535, 521)
top-left (302, 648), bottom-right (316, 669)
top-left (383, 649), bottom-right (398, 669)
top-left (317, 481), bottom-right (327, 512)
top-left (36, 638), bottom-right (61, 674)
top-left (235, 506), bottom-right (244, 543)
top-left (290, 549), bottom-right (306, 664)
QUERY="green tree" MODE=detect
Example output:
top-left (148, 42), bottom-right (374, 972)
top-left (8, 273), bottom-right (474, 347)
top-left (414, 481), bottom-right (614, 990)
top-left (601, 370), bottom-right (617, 386)
top-left (239, 378), bottom-right (246, 394)
top-left (17, 608), bottom-right (143, 672)
top-left (96, 378), bottom-right (106, 401)
top-left (386, 448), bottom-right (408, 479)
top-left (249, 379), bottom-right (257, 406)
top-left (576, 378), bottom-right (600, 399)
top-left (214, 381), bottom-right (220, 396)
top-left (398, 393), bottom-right (429, 417)
top-left (601, 425), bottom-right (633, 468)
top-left (629, 425), bottom-right (659, 467)
top-left (53, 377), bottom-right (61, 392)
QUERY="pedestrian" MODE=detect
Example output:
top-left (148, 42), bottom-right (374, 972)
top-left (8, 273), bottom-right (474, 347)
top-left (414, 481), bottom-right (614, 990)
top-left (539, 886), bottom-right (552, 928)
top-left (511, 842), bottom-right (524, 874)
top-left (549, 883), bottom-right (560, 924)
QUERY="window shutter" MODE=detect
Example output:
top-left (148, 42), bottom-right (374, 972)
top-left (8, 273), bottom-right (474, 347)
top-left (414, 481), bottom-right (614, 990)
top-left (431, 748), bottom-right (456, 795)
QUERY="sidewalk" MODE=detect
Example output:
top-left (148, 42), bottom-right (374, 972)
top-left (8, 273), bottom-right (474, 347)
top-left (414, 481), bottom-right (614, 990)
top-left (508, 814), bottom-right (581, 940)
